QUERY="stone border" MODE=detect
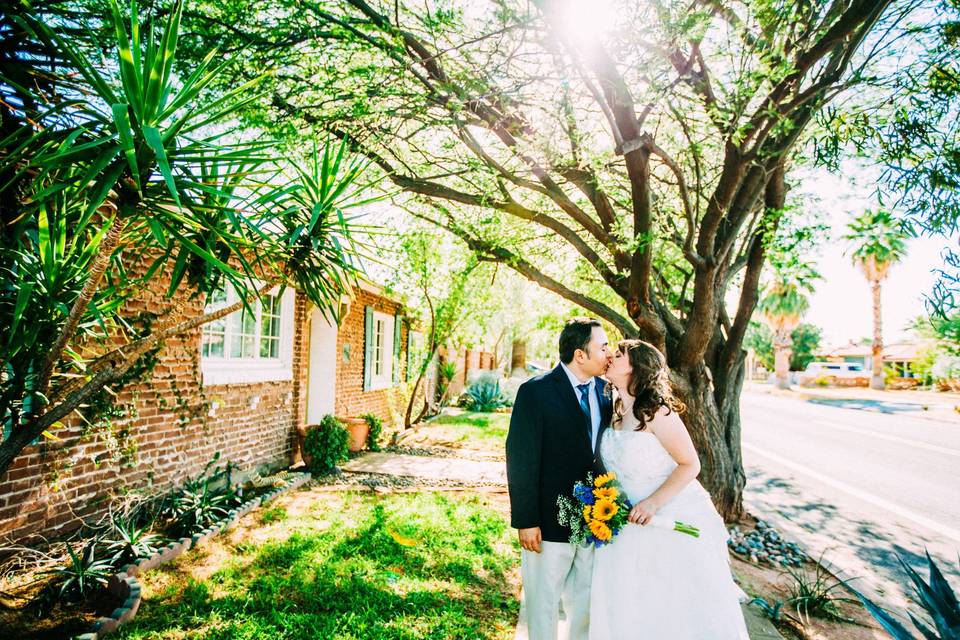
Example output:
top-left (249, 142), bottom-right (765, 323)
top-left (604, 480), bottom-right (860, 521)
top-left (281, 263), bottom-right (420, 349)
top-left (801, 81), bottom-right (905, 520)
top-left (75, 472), bottom-right (312, 640)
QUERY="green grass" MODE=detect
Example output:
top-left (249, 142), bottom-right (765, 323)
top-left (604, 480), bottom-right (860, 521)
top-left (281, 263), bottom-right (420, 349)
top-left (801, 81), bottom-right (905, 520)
top-left (424, 412), bottom-right (510, 451)
top-left (117, 491), bottom-right (519, 639)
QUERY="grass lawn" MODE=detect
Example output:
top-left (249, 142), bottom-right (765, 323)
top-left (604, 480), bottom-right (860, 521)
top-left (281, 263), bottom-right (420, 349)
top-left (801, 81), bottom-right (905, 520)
top-left (117, 489), bottom-right (520, 639)
top-left (401, 411), bottom-right (510, 452)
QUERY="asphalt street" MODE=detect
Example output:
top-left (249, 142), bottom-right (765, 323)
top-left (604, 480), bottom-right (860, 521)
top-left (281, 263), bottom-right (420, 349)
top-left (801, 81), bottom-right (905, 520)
top-left (740, 390), bottom-right (960, 616)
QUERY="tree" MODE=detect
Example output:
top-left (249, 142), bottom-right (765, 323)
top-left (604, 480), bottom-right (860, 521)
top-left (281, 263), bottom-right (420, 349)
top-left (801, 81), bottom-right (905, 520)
top-left (843, 208), bottom-right (909, 389)
top-left (178, 0), bottom-right (915, 519)
top-left (758, 280), bottom-right (811, 389)
top-left (0, 0), bottom-right (367, 477)
top-left (745, 322), bottom-right (822, 373)
top-left (383, 225), bottom-right (493, 428)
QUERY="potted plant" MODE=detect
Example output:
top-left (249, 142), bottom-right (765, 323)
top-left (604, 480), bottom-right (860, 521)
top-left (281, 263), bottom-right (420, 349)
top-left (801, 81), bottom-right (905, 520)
top-left (341, 416), bottom-right (369, 453)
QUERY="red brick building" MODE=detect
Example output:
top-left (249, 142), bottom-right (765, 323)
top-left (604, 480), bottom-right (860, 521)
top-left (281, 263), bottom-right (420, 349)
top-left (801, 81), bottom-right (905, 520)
top-left (0, 275), bottom-right (420, 544)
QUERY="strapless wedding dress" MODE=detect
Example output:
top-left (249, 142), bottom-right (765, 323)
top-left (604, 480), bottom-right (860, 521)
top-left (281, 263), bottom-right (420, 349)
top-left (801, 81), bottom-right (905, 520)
top-left (589, 428), bottom-right (749, 639)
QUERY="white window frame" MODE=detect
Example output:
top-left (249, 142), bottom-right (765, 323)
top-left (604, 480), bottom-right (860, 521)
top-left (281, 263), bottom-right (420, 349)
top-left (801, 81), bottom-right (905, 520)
top-left (369, 310), bottom-right (394, 390)
top-left (200, 283), bottom-right (295, 385)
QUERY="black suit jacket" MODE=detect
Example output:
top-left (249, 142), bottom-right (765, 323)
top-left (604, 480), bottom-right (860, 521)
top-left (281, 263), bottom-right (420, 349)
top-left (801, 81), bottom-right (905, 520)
top-left (505, 365), bottom-right (613, 543)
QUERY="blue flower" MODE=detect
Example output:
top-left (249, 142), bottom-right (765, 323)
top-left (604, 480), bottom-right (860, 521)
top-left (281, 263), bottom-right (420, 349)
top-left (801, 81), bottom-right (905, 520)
top-left (573, 483), bottom-right (595, 505)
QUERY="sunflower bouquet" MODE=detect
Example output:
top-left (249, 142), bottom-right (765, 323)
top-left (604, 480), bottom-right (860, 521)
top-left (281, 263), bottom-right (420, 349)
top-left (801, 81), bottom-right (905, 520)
top-left (557, 472), bottom-right (631, 548)
top-left (557, 472), bottom-right (701, 548)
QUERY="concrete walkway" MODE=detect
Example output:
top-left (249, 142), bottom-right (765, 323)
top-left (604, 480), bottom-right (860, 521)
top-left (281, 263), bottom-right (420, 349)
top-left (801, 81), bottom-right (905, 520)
top-left (343, 450), bottom-right (784, 639)
top-left (341, 452), bottom-right (507, 484)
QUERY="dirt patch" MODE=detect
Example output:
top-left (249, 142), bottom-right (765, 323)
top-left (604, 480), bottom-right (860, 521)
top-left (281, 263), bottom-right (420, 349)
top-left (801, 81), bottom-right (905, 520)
top-left (0, 582), bottom-right (118, 640)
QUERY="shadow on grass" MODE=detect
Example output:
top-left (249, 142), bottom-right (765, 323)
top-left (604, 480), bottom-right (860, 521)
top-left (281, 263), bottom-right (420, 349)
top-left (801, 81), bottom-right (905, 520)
top-left (118, 494), bottom-right (518, 640)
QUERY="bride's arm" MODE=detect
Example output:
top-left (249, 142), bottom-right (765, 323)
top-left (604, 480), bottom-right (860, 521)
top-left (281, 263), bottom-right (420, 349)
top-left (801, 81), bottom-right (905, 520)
top-left (627, 407), bottom-right (701, 525)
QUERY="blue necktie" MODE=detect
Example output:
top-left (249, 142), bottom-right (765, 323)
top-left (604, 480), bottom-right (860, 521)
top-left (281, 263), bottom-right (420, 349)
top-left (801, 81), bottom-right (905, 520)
top-left (576, 383), bottom-right (592, 432)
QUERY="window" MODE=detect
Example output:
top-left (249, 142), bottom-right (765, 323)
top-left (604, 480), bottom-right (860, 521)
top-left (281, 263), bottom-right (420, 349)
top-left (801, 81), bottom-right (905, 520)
top-left (367, 310), bottom-right (394, 390)
top-left (200, 284), bottom-right (295, 385)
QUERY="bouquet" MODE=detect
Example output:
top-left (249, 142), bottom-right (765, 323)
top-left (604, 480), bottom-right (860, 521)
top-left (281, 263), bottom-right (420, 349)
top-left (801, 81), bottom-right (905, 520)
top-left (557, 472), bottom-right (700, 548)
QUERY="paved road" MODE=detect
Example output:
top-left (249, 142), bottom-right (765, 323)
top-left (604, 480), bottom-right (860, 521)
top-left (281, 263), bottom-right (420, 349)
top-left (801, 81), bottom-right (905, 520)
top-left (740, 390), bottom-right (960, 616)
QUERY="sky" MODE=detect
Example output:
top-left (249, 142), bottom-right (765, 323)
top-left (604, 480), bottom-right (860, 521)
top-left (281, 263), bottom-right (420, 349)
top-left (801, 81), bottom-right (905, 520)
top-left (795, 164), bottom-right (955, 347)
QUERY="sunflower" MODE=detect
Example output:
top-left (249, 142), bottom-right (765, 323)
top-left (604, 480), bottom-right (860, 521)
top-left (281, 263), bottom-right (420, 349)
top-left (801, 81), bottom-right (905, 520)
top-left (582, 505), bottom-right (593, 521)
top-left (592, 498), bottom-right (619, 521)
top-left (588, 519), bottom-right (613, 541)
top-left (593, 487), bottom-right (617, 501)
top-left (594, 472), bottom-right (616, 487)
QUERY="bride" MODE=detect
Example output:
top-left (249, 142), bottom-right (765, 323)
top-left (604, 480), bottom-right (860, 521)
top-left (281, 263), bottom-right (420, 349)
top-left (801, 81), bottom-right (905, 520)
top-left (589, 339), bottom-right (749, 639)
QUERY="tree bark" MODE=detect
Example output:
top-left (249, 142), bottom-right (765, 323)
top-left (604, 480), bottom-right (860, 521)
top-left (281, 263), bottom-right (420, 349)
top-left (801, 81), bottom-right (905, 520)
top-left (871, 279), bottom-right (885, 390)
top-left (773, 328), bottom-right (792, 390)
top-left (673, 362), bottom-right (746, 521)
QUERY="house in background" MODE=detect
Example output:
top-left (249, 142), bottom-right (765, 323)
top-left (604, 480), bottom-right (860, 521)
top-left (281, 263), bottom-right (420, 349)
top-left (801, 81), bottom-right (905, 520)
top-left (817, 341), bottom-right (925, 378)
top-left (0, 267), bottom-right (424, 544)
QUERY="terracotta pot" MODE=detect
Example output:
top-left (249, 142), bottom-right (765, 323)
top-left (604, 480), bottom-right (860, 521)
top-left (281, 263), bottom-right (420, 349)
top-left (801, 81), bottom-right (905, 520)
top-left (296, 425), bottom-right (312, 467)
top-left (342, 417), bottom-right (369, 453)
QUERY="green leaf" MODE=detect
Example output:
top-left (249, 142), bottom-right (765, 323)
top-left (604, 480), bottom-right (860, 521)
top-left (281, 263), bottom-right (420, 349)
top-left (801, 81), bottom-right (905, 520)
top-left (143, 125), bottom-right (179, 206)
top-left (111, 103), bottom-right (141, 193)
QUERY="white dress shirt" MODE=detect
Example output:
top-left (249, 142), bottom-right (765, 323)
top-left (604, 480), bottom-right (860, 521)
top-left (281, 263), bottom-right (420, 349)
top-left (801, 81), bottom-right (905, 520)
top-left (560, 362), bottom-right (601, 450)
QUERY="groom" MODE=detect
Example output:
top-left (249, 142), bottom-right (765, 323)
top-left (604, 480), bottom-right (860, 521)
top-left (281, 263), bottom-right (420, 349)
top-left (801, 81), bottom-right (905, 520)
top-left (506, 317), bottom-right (613, 640)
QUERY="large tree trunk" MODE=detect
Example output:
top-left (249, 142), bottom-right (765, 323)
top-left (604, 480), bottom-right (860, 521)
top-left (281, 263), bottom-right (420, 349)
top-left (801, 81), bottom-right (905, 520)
top-left (773, 329), bottom-right (792, 390)
top-left (871, 280), bottom-right (885, 390)
top-left (673, 361), bottom-right (746, 521)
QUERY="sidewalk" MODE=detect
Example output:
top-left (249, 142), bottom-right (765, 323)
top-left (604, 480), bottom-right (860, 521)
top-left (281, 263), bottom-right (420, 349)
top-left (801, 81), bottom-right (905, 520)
top-left (343, 450), bottom-right (785, 639)
top-left (745, 381), bottom-right (960, 423)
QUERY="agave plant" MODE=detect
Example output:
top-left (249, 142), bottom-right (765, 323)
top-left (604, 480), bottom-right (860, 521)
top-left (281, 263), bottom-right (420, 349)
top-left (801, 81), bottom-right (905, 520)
top-left (44, 540), bottom-right (114, 602)
top-left (103, 514), bottom-right (164, 568)
top-left (855, 552), bottom-right (960, 640)
top-left (460, 375), bottom-right (509, 413)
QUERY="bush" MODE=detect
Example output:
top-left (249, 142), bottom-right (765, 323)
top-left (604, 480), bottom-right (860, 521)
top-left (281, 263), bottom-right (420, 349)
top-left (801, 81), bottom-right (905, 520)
top-left (459, 374), bottom-right (509, 412)
top-left (304, 415), bottom-right (349, 474)
top-left (361, 413), bottom-right (383, 452)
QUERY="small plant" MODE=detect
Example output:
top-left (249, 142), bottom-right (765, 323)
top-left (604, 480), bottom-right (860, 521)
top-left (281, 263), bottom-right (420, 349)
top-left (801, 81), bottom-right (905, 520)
top-left (361, 413), bottom-right (383, 452)
top-left (44, 540), bottom-right (114, 602)
top-left (162, 455), bottom-right (243, 537)
top-left (855, 552), bottom-right (959, 640)
top-left (750, 597), bottom-right (786, 623)
top-left (304, 415), bottom-right (349, 474)
top-left (786, 560), bottom-right (857, 624)
top-left (436, 360), bottom-right (459, 407)
top-left (103, 513), bottom-right (164, 568)
top-left (459, 375), bottom-right (509, 412)
top-left (260, 506), bottom-right (287, 524)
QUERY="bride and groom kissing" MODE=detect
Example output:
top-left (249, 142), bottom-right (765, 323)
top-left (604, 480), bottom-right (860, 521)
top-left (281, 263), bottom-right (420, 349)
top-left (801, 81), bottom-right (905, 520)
top-left (506, 318), bottom-right (749, 639)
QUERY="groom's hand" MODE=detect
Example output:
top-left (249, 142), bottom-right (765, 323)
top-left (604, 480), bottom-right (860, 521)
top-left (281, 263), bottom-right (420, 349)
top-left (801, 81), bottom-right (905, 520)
top-left (518, 527), bottom-right (542, 553)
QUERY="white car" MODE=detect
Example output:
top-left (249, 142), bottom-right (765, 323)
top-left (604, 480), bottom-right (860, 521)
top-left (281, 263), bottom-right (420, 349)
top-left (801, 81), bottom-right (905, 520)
top-left (802, 361), bottom-right (867, 378)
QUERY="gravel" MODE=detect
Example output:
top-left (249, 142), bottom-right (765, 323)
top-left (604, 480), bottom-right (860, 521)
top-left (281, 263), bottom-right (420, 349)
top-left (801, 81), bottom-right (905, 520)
top-left (728, 520), bottom-right (807, 567)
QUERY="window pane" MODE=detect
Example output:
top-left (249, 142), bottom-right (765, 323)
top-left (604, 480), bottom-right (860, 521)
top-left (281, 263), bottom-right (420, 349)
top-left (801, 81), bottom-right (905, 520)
top-left (202, 332), bottom-right (224, 358)
top-left (260, 336), bottom-right (279, 358)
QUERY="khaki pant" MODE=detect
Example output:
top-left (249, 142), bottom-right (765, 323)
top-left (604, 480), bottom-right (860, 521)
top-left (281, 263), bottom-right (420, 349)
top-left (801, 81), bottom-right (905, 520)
top-left (515, 541), bottom-right (593, 640)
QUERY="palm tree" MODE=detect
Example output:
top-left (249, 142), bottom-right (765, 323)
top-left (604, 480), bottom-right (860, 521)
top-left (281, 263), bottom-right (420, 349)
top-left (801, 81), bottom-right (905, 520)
top-left (844, 209), bottom-right (909, 390)
top-left (758, 279), bottom-right (811, 390)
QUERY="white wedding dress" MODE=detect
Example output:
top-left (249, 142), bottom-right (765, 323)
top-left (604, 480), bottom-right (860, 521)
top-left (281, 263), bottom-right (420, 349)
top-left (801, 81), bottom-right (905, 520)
top-left (589, 428), bottom-right (749, 640)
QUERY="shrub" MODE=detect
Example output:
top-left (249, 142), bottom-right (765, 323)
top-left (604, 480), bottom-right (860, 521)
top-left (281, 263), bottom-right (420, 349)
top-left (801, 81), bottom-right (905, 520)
top-left (459, 375), bottom-right (509, 412)
top-left (44, 540), bottom-right (113, 602)
top-left (436, 361), bottom-right (459, 407)
top-left (361, 413), bottom-right (383, 452)
top-left (304, 415), bottom-right (349, 474)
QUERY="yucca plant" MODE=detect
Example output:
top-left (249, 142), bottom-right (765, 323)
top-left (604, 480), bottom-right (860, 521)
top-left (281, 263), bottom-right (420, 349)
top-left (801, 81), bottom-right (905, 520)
top-left (785, 559), bottom-right (857, 624)
top-left (0, 0), bottom-right (370, 477)
top-left (856, 552), bottom-right (960, 640)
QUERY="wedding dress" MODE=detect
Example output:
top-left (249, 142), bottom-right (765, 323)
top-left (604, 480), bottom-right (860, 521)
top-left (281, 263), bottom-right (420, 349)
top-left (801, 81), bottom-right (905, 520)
top-left (589, 428), bottom-right (750, 639)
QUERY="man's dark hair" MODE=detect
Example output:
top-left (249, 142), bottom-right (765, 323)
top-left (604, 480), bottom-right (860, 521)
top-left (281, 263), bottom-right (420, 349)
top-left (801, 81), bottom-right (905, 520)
top-left (559, 317), bottom-right (602, 364)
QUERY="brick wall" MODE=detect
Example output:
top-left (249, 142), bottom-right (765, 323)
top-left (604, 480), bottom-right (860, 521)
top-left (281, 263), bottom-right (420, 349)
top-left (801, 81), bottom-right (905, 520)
top-left (332, 288), bottom-right (408, 423)
top-left (0, 272), bottom-right (409, 544)
top-left (0, 265), bottom-right (309, 544)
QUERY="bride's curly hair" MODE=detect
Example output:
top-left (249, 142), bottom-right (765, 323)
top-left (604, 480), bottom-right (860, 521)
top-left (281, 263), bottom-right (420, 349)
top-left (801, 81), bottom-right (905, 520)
top-left (615, 339), bottom-right (685, 431)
